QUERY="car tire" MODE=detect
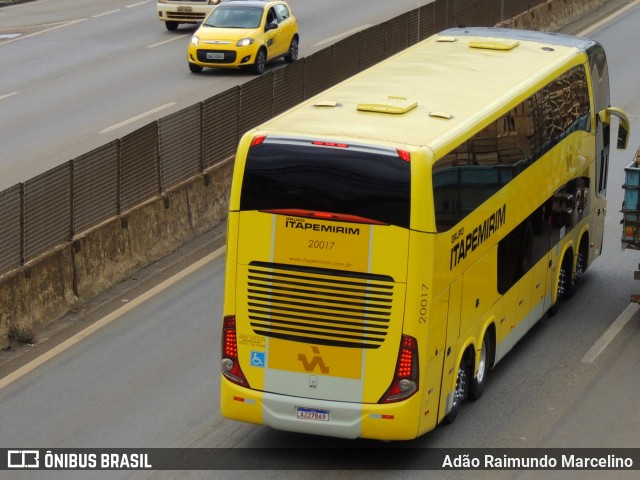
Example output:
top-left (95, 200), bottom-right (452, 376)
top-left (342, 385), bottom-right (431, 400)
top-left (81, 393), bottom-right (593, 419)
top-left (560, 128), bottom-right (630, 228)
top-left (250, 49), bottom-right (267, 75)
top-left (284, 37), bottom-right (298, 63)
top-left (165, 21), bottom-right (179, 31)
top-left (189, 63), bottom-right (203, 73)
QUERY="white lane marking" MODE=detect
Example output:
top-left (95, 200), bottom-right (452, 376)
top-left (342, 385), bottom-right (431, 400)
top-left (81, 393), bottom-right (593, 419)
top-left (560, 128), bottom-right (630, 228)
top-left (0, 19), bottom-right (87, 45)
top-left (579, 0), bottom-right (640, 36)
top-left (312, 24), bottom-right (372, 48)
top-left (126, 1), bottom-right (150, 8)
top-left (148, 34), bottom-right (190, 49)
top-left (0, 92), bottom-right (20, 101)
top-left (581, 303), bottom-right (640, 363)
top-left (0, 246), bottom-right (225, 391)
top-left (99, 102), bottom-right (177, 134)
top-left (92, 9), bottom-right (121, 18)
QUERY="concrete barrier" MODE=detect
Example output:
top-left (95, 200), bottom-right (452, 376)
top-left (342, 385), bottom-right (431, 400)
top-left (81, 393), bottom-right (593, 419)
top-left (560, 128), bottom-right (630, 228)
top-left (0, 0), bottom-right (618, 347)
top-left (496, 0), bottom-right (610, 30)
top-left (0, 159), bottom-right (234, 347)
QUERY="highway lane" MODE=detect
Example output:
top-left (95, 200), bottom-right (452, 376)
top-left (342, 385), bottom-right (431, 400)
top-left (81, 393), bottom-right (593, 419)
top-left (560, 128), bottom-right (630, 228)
top-left (0, 0), bottom-right (427, 191)
top-left (0, 246), bottom-right (227, 480)
top-left (1, 3), bottom-right (640, 480)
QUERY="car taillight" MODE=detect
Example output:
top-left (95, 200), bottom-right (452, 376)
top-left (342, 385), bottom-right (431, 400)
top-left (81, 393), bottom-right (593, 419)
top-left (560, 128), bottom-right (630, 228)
top-left (221, 315), bottom-right (250, 387)
top-left (379, 335), bottom-right (419, 403)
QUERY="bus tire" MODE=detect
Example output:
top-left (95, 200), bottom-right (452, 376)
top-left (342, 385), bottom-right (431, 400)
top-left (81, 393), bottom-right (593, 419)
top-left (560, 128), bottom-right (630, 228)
top-left (469, 334), bottom-right (493, 401)
top-left (444, 357), bottom-right (468, 424)
top-left (548, 251), bottom-right (574, 316)
top-left (165, 21), bottom-right (179, 31)
top-left (575, 236), bottom-right (589, 284)
top-left (558, 251), bottom-right (575, 300)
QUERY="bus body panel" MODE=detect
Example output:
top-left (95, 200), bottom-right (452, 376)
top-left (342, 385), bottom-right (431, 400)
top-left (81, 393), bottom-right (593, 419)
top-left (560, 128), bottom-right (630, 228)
top-left (221, 27), bottom-right (628, 440)
top-left (231, 210), bottom-right (411, 404)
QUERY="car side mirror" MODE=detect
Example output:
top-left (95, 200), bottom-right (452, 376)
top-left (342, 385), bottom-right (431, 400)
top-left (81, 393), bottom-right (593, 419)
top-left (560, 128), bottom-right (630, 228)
top-left (266, 21), bottom-right (278, 31)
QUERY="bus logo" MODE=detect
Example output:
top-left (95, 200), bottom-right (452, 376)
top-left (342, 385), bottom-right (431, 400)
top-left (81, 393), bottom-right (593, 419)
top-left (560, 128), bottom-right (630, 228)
top-left (298, 346), bottom-right (329, 374)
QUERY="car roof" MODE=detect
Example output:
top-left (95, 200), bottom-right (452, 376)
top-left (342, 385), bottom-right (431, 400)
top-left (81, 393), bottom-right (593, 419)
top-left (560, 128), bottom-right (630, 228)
top-left (222, 0), bottom-right (279, 6)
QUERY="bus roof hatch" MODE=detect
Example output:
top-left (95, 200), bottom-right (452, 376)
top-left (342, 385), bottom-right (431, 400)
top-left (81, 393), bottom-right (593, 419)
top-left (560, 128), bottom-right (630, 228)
top-left (469, 39), bottom-right (519, 51)
top-left (357, 96), bottom-right (417, 115)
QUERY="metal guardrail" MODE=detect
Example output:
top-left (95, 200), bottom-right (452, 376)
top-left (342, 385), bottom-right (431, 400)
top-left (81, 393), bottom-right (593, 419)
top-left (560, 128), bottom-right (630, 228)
top-left (0, 0), bottom-right (546, 277)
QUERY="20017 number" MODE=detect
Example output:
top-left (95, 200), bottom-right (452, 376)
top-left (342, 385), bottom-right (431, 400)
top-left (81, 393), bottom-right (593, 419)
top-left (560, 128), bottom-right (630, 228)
top-left (418, 284), bottom-right (428, 324)
top-left (308, 240), bottom-right (334, 250)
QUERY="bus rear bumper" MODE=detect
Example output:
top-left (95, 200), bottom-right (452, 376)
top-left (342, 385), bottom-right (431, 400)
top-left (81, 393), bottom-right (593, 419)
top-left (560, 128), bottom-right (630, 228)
top-left (221, 378), bottom-right (421, 440)
top-left (263, 392), bottom-right (362, 439)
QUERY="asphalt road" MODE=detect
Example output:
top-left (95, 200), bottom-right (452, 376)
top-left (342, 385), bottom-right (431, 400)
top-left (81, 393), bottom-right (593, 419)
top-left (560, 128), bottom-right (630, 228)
top-left (0, 0), bottom-right (427, 191)
top-left (1, 1), bottom-right (640, 480)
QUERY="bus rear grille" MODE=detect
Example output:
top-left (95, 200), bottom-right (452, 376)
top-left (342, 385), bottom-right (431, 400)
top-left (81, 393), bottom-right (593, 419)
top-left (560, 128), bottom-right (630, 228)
top-left (246, 261), bottom-right (394, 349)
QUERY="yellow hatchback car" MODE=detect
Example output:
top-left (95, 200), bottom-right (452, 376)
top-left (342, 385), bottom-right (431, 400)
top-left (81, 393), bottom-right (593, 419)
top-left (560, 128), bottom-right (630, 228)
top-left (187, 0), bottom-right (299, 75)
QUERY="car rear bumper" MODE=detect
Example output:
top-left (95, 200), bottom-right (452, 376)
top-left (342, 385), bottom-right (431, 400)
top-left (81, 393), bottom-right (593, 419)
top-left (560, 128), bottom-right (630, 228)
top-left (158, 5), bottom-right (213, 24)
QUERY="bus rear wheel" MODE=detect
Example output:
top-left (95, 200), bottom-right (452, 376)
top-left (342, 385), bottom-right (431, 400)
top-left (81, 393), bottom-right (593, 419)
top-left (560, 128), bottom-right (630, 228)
top-left (444, 357), bottom-right (468, 424)
top-left (575, 236), bottom-right (589, 284)
top-left (549, 251), bottom-right (574, 316)
top-left (469, 334), bottom-right (493, 401)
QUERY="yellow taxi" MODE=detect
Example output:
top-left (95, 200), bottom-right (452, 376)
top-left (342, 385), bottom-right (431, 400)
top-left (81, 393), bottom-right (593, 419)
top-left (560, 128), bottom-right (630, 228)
top-left (187, 0), bottom-right (299, 75)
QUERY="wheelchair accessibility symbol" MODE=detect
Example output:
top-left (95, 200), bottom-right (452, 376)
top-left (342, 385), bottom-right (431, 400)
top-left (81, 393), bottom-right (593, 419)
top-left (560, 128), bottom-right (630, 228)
top-left (250, 351), bottom-right (265, 367)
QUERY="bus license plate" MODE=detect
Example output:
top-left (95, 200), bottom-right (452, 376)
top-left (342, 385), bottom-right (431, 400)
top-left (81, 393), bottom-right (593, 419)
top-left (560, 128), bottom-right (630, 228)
top-left (296, 407), bottom-right (330, 422)
top-left (207, 52), bottom-right (225, 60)
top-left (177, 6), bottom-right (192, 12)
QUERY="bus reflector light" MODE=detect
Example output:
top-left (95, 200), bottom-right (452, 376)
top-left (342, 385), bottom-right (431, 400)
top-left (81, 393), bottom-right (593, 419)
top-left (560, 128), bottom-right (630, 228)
top-left (222, 315), bottom-right (250, 387)
top-left (250, 135), bottom-right (267, 147)
top-left (397, 149), bottom-right (411, 162)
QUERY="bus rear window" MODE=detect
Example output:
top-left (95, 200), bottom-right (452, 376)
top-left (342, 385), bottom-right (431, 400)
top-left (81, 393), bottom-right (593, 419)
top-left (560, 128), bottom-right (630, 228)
top-left (239, 139), bottom-right (411, 228)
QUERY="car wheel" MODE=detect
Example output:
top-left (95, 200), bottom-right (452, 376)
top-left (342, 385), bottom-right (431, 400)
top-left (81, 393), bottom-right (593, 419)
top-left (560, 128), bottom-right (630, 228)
top-left (284, 37), bottom-right (299, 63)
top-left (189, 63), bottom-right (203, 73)
top-left (165, 21), bottom-right (179, 31)
top-left (251, 49), bottom-right (266, 75)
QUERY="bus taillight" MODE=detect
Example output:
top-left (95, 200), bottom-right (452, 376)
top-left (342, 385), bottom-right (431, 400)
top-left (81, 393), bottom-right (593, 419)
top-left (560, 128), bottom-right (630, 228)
top-left (221, 315), bottom-right (250, 387)
top-left (379, 335), bottom-right (419, 403)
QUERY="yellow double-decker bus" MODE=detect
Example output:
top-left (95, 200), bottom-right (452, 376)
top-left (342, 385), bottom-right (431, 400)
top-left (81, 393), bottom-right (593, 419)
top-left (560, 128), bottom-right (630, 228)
top-left (220, 27), bottom-right (630, 440)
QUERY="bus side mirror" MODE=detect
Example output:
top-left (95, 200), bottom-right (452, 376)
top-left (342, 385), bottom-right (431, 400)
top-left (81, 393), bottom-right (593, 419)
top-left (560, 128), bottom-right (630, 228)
top-left (598, 107), bottom-right (631, 150)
